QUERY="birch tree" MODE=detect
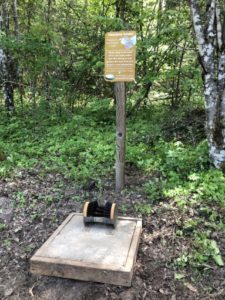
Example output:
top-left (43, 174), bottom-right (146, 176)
top-left (190, 0), bottom-right (225, 170)
top-left (0, 0), bottom-right (15, 112)
top-left (0, 9), bottom-right (7, 100)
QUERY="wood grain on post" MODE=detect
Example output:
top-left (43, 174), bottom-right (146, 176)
top-left (115, 82), bottom-right (126, 192)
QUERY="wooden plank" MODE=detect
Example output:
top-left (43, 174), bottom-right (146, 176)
top-left (123, 220), bottom-right (142, 283)
top-left (30, 256), bottom-right (131, 286)
top-left (30, 214), bottom-right (142, 287)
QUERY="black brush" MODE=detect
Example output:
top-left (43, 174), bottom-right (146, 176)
top-left (83, 200), bottom-right (117, 228)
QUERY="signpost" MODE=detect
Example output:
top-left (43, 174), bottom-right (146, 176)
top-left (104, 31), bottom-right (136, 82)
top-left (104, 31), bottom-right (136, 191)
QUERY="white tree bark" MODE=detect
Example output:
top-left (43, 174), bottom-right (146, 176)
top-left (1, 1), bottom-right (15, 112)
top-left (190, 0), bottom-right (225, 170)
top-left (0, 10), bottom-right (6, 87)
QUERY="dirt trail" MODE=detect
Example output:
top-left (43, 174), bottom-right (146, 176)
top-left (1, 169), bottom-right (225, 299)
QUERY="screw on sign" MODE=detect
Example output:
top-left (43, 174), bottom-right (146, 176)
top-left (104, 31), bottom-right (136, 191)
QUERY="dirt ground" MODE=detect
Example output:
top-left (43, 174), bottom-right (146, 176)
top-left (1, 167), bottom-right (225, 300)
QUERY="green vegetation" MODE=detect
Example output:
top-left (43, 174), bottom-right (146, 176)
top-left (135, 203), bottom-right (152, 215)
top-left (1, 0), bottom-right (225, 281)
top-left (176, 237), bottom-right (224, 268)
top-left (0, 223), bottom-right (6, 231)
top-left (3, 239), bottom-right (11, 248)
top-left (1, 98), bottom-right (225, 270)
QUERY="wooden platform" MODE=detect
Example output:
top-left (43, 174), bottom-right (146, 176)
top-left (30, 213), bottom-right (142, 286)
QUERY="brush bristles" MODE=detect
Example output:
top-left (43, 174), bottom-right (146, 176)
top-left (104, 202), bottom-right (112, 218)
top-left (84, 201), bottom-right (116, 222)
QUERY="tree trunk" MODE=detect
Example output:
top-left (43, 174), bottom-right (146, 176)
top-left (4, 82), bottom-right (14, 111)
top-left (44, 0), bottom-right (52, 107)
top-left (1, 1), bottom-right (15, 112)
top-left (115, 0), bottom-right (126, 22)
top-left (0, 10), bottom-right (6, 84)
top-left (12, 0), bottom-right (18, 37)
top-left (190, 0), bottom-right (225, 170)
top-left (165, 0), bottom-right (177, 9)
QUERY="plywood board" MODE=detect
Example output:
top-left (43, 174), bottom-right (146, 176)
top-left (104, 31), bottom-right (136, 82)
top-left (30, 213), bottom-right (142, 287)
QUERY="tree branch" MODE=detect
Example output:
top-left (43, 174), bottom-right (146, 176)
top-left (127, 82), bottom-right (152, 117)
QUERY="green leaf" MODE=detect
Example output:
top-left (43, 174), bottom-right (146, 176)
top-left (175, 273), bottom-right (185, 280)
top-left (210, 240), bottom-right (224, 267)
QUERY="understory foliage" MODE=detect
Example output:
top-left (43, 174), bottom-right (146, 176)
top-left (0, 0), bottom-right (201, 110)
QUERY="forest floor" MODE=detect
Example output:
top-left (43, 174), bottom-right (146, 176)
top-left (1, 165), bottom-right (225, 300)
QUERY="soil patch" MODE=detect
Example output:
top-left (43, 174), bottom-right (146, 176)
top-left (0, 167), bottom-right (225, 299)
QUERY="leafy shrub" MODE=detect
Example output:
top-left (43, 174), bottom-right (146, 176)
top-left (154, 139), bottom-right (209, 178)
top-left (135, 203), bottom-right (152, 215)
top-left (163, 169), bottom-right (225, 207)
top-left (190, 170), bottom-right (225, 206)
top-left (176, 236), bottom-right (224, 268)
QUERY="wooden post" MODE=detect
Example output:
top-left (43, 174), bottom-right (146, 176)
top-left (115, 82), bottom-right (126, 192)
top-left (105, 31), bottom-right (136, 191)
